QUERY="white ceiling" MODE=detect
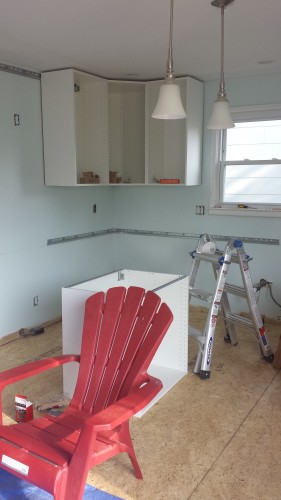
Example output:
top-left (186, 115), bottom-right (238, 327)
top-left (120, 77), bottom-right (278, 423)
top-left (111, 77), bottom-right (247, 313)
top-left (1, 0), bottom-right (281, 82)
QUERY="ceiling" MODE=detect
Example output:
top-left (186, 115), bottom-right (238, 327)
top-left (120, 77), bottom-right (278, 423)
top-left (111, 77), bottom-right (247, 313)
top-left (1, 0), bottom-right (281, 82)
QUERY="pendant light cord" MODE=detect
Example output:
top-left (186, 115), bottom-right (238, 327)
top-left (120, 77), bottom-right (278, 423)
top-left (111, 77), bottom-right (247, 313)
top-left (218, 5), bottom-right (226, 98)
top-left (166, 0), bottom-right (175, 82)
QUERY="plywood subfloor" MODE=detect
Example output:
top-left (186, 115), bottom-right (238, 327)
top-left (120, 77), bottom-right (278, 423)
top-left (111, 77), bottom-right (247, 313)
top-left (1, 308), bottom-right (281, 500)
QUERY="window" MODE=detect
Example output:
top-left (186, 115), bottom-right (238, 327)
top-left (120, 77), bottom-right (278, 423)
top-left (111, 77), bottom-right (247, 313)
top-left (210, 104), bottom-right (281, 216)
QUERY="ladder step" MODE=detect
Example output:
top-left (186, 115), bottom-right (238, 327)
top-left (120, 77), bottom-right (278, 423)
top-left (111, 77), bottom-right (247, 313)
top-left (188, 326), bottom-right (206, 344)
top-left (224, 313), bottom-right (256, 330)
top-left (193, 250), bottom-right (240, 265)
top-left (189, 287), bottom-right (213, 302)
top-left (224, 283), bottom-right (247, 297)
top-left (192, 251), bottom-right (223, 264)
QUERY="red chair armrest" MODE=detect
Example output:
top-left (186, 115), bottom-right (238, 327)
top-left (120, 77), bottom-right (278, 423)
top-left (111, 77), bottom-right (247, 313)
top-left (86, 376), bottom-right (162, 432)
top-left (0, 354), bottom-right (80, 390)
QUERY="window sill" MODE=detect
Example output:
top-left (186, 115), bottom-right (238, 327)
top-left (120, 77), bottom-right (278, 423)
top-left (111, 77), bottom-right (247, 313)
top-left (208, 207), bottom-right (281, 218)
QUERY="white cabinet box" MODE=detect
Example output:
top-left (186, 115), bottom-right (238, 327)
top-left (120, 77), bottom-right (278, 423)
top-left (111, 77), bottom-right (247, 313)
top-left (145, 77), bottom-right (203, 186)
top-left (41, 69), bottom-right (109, 186)
top-left (62, 269), bottom-right (189, 416)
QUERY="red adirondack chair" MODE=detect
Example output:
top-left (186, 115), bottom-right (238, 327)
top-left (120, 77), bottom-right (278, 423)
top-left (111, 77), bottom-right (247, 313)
top-left (0, 286), bottom-right (173, 499)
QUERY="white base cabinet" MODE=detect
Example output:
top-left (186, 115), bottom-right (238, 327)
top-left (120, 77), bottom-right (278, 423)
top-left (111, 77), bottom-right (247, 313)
top-left (62, 269), bottom-right (189, 416)
top-left (41, 69), bottom-right (203, 186)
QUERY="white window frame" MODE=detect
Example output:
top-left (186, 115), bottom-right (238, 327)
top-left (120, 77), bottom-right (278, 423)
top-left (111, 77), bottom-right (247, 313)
top-left (209, 104), bottom-right (281, 217)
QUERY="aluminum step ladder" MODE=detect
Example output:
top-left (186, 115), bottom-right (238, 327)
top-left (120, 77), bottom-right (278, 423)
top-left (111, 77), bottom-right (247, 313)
top-left (188, 234), bottom-right (274, 379)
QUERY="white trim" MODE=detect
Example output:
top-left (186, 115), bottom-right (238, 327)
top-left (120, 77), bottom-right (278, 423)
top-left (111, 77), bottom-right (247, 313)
top-left (209, 130), bottom-right (222, 208)
top-left (230, 103), bottom-right (281, 120)
top-left (209, 207), bottom-right (281, 218)
top-left (209, 103), bottom-right (281, 215)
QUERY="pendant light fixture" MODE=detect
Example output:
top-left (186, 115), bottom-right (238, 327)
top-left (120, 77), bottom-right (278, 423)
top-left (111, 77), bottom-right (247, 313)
top-left (152, 0), bottom-right (186, 120)
top-left (207, 0), bottom-right (235, 129)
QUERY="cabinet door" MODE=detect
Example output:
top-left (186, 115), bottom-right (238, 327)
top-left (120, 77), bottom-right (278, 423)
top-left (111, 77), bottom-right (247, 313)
top-left (145, 77), bottom-right (203, 186)
top-left (108, 81), bottom-right (145, 184)
top-left (41, 69), bottom-right (77, 186)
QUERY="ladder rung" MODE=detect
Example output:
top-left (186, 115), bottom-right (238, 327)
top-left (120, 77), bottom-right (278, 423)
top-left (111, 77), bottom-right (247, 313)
top-left (224, 284), bottom-right (247, 298)
top-left (193, 250), bottom-right (240, 265)
top-left (192, 251), bottom-right (222, 264)
top-left (224, 313), bottom-right (256, 330)
top-left (189, 287), bottom-right (213, 302)
top-left (188, 326), bottom-right (206, 344)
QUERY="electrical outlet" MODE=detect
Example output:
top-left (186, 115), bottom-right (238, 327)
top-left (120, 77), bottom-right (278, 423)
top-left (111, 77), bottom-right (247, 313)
top-left (195, 205), bottom-right (205, 215)
top-left (33, 296), bottom-right (38, 307)
top-left (14, 114), bottom-right (20, 126)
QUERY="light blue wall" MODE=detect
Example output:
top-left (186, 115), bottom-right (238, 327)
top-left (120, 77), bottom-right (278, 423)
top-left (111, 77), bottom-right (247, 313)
top-left (1, 70), bottom-right (281, 339)
top-left (0, 71), bottom-right (115, 338)
top-left (112, 73), bottom-right (281, 320)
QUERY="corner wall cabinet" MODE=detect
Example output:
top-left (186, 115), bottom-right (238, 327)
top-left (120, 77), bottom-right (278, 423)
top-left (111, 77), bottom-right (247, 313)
top-left (108, 81), bottom-right (145, 184)
top-left (41, 69), bottom-right (203, 186)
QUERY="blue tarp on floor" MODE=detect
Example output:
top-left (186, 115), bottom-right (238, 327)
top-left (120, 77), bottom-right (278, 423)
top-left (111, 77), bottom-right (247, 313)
top-left (0, 468), bottom-right (123, 499)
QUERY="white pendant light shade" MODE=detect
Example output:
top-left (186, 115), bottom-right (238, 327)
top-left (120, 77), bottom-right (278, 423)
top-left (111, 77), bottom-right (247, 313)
top-left (152, 0), bottom-right (186, 120)
top-left (152, 83), bottom-right (187, 119)
top-left (207, 98), bottom-right (234, 129)
top-left (207, 0), bottom-right (235, 130)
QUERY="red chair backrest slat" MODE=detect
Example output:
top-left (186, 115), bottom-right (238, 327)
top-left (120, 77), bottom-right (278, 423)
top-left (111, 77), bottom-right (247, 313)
top-left (70, 286), bottom-right (173, 415)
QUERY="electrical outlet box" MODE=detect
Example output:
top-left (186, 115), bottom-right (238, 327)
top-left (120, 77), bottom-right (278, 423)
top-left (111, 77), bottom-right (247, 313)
top-left (195, 205), bottom-right (205, 215)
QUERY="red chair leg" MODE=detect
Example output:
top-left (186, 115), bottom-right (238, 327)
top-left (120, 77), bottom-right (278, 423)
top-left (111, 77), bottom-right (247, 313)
top-left (120, 422), bottom-right (143, 479)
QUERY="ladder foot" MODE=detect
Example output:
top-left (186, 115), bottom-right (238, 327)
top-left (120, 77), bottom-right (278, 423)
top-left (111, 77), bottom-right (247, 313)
top-left (264, 353), bottom-right (274, 363)
top-left (199, 370), bottom-right (211, 380)
top-left (224, 334), bottom-right (238, 346)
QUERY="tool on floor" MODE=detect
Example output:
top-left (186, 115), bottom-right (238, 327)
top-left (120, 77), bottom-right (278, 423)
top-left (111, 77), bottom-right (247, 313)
top-left (188, 233), bottom-right (274, 379)
top-left (19, 326), bottom-right (45, 337)
top-left (36, 393), bottom-right (70, 411)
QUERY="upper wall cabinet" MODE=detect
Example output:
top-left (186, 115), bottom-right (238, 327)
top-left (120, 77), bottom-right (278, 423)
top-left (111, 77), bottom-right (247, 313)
top-left (145, 77), bottom-right (203, 186)
top-left (41, 69), bottom-right (203, 186)
top-left (41, 69), bottom-right (109, 186)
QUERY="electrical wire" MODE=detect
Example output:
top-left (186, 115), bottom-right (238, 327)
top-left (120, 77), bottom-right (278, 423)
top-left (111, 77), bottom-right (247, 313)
top-left (267, 282), bottom-right (281, 309)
